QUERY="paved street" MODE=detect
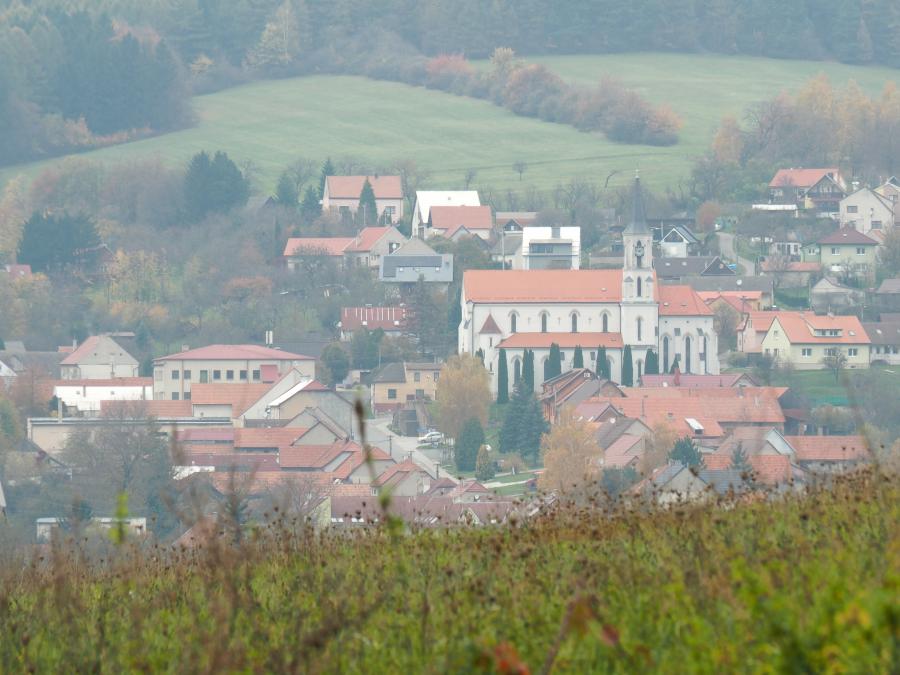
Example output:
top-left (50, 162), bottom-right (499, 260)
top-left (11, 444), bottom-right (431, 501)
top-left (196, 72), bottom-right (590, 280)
top-left (717, 231), bottom-right (756, 275)
top-left (367, 416), bottom-right (453, 481)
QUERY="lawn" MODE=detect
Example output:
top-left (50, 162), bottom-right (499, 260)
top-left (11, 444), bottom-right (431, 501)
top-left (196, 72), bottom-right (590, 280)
top-left (771, 364), bottom-right (900, 407)
top-left (3, 54), bottom-right (898, 196)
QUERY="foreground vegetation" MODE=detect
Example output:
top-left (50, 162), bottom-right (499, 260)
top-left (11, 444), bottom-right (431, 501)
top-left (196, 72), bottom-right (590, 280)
top-left (0, 471), bottom-right (896, 672)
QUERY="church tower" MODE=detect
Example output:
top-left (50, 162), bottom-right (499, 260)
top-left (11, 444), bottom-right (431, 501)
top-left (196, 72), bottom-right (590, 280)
top-left (619, 173), bottom-right (658, 381)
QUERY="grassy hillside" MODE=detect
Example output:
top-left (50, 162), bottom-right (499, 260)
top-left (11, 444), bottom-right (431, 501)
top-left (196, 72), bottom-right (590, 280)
top-left (0, 471), bottom-right (895, 672)
top-left (2, 54), bottom-right (898, 196)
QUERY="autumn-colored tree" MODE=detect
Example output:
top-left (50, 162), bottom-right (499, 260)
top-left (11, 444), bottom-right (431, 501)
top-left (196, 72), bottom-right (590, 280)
top-left (638, 423), bottom-right (680, 476)
top-left (712, 116), bottom-right (744, 165)
top-left (475, 444), bottom-right (495, 481)
top-left (695, 201), bottom-right (722, 232)
top-left (539, 406), bottom-right (601, 492)
top-left (435, 354), bottom-right (491, 441)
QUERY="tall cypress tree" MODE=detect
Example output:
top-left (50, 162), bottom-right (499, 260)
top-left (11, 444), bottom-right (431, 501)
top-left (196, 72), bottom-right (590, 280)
top-left (573, 345), bottom-right (584, 368)
top-left (497, 348), bottom-right (509, 404)
top-left (645, 349), bottom-right (659, 375)
top-left (546, 343), bottom-right (562, 381)
top-left (319, 157), bottom-right (334, 198)
top-left (597, 346), bottom-right (610, 379)
top-left (523, 349), bottom-right (535, 393)
top-left (358, 178), bottom-right (378, 226)
top-left (621, 345), bottom-right (634, 386)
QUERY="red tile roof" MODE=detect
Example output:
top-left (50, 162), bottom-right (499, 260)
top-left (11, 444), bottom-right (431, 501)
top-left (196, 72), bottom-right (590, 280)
top-left (278, 440), bottom-right (390, 479)
top-left (233, 427), bottom-right (308, 449)
top-left (60, 336), bottom-right (127, 366)
top-left (771, 312), bottom-right (870, 345)
top-left (176, 428), bottom-right (234, 443)
top-left (760, 260), bottom-right (821, 273)
top-left (189, 383), bottom-right (274, 415)
top-left (769, 168), bottom-right (839, 189)
top-left (603, 434), bottom-right (642, 468)
top-left (785, 435), bottom-right (871, 462)
top-left (344, 227), bottom-right (393, 252)
top-left (658, 285), bottom-right (713, 316)
top-left (283, 237), bottom-right (353, 257)
top-left (155, 344), bottom-right (312, 362)
top-left (703, 452), bottom-right (793, 485)
top-left (464, 269), bottom-right (624, 303)
top-left (341, 306), bottom-right (408, 332)
top-left (497, 332), bottom-right (623, 349)
top-left (372, 459), bottom-right (425, 487)
top-left (430, 205), bottom-right (493, 231)
top-left (817, 227), bottom-right (879, 245)
top-left (326, 175), bottom-right (402, 199)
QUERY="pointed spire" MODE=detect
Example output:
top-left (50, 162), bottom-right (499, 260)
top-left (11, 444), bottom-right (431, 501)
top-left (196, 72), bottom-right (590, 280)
top-left (623, 171), bottom-right (650, 235)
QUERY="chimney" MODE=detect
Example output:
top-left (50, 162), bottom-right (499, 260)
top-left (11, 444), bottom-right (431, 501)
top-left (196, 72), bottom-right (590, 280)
top-left (181, 344), bottom-right (189, 352)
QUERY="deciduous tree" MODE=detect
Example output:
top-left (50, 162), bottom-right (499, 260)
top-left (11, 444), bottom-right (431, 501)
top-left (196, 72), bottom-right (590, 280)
top-left (435, 354), bottom-right (491, 441)
top-left (539, 406), bottom-right (600, 492)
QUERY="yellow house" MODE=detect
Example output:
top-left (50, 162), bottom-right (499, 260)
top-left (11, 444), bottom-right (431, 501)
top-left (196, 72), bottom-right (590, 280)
top-left (759, 311), bottom-right (871, 370)
top-left (814, 227), bottom-right (879, 283)
top-left (371, 361), bottom-right (441, 413)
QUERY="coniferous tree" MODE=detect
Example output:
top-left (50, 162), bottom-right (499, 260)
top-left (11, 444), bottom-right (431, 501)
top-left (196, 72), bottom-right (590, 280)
top-left (670, 436), bottom-right (704, 468)
top-left (456, 417), bottom-right (484, 472)
top-left (357, 178), bottom-right (378, 227)
top-left (523, 349), bottom-right (535, 393)
top-left (573, 345), bottom-right (584, 368)
top-left (545, 343), bottom-right (562, 381)
top-left (731, 442), bottom-right (752, 474)
top-left (497, 348), bottom-right (509, 404)
top-left (475, 444), bottom-right (495, 481)
top-left (670, 355), bottom-right (681, 374)
top-left (621, 345), bottom-right (634, 386)
top-left (645, 349), bottom-right (659, 375)
top-left (475, 348), bottom-right (484, 364)
top-left (319, 157), bottom-right (335, 197)
top-left (499, 385), bottom-right (547, 465)
top-left (597, 346), bottom-right (610, 379)
top-left (18, 212), bottom-right (100, 273)
top-left (275, 171), bottom-right (299, 207)
top-left (300, 185), bottom-right (321, 222)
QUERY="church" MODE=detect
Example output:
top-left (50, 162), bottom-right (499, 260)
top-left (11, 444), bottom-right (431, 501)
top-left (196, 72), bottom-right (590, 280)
top-left (458, 176), bottom-right (720, 394)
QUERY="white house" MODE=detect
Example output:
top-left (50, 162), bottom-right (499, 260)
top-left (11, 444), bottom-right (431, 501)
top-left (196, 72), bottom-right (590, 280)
top-left (321, 175), bottom-right (403, 224)
top-left (458, 177), bottom-right (719, 394)
top-left (411, 191), bottom-right (480, 239)
top-left (60, 335), bottom-right (139, 380)
top-left (521, 226), bottom-right (581, 270)
top-left (53, 378), bottom-right (152, 416)
top-left (839, 187), bottom-right (894, 234)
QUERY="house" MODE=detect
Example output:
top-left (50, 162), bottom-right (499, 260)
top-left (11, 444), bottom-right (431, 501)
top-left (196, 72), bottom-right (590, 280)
top-left (59, 335), bottom-right (139, 380)
top-left (36, 517), bottom-right (147, 543)
top-left (283, 226), bottom-right (406, 270)
top-left (875, 278), bottom-right (900, 314)
top-left (251, 378), bottom-right (354, 432)
top-left (3, 263), bottom-right (32, 280)
top-left (874, 177), bottom-right (900, 225)
top-left (378, 238), bottom-right (454, 286)
top-left (521, 226), bottom-right (581, 270)
top-left (630, 462), bottom-right (713, 506)
top-left (686, 276), bottom-right (775, 308)
top-left (738, 311), bottom-right (781, 353)
top-left (654, 256), bottom-right (734, 281)
top-left (757, 311), bottom-right (871, 370)
top-left (152, 344), bottom-right (314, 401)
top-left (340, 306), bottom-right (408, 340)
top-left (370, 361), bottom-right (441, 413)
top-left (810, 277), bottom-right (865, 314)
top-left (495, 211), bottom-right (537, 231)
top-left (491, 231), bottom-right (523, 269)
top-left (862, 321), bottom-right (900, 365)
top-left (768, 168), bottom-right (847, 213)
top-left (53, 377), bottom-right (152, 416)
top-left (0, 345), bottom-right (63, 390)
top-left (411, 190), bottom-right (480, 239)
top-left (657, 224), bottom-right (700, 258)
top-left (698, 290), bottom-right (765, 314)
top-left (839, 187), bottom-right (894, 234)
top-left (784, 435), bottom-right (871, 475)
top-left (539, 368), bottom-right (623, 422)
top-left (427, 205), bottom-right (493, 241)
top-left (371, 459), bottom-right (433, 497)
top-left (811, 228), bottom-right (878, 283)
top-left (459, 177), bottom-right (720, 394)
top-left (321, 175), bottom-right (403, 224)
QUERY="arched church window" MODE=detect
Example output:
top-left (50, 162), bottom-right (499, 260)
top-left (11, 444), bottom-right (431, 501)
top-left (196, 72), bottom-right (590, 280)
top-left (663, 336), bottom-right (670, 373)
top-left (602, 313), bottom-right (609, 333)
top-left (571, 314), bottom-right (578, 333)
top-left (513, 359), bottom-right (521, 385)
top-left (541, 313), bottom-right (548, 333)
top-left (637, 277), bottom-right (642, 297)
top-left (636, 317), bottom-right (643, 342)
top-left (685, 335), bottom-right (692, 373)
top-left (510, 313), bottom-right (517, 334)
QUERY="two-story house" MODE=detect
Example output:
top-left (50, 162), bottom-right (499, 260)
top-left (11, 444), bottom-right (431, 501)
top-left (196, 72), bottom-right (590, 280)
top-left (153, 344), bottom-right (315, 401)
top-left (768, 168), bottom-right (847, 213)
top-left (370, 361), bottom-right (442, 413)
top-left (60, 335), bottom-right (139, 380)
top-left (283, 226), bottom-right (406, 270)
top-left (321, 175), bottom-right (403, 224)
top-left (427, 205), bottom-right (493, 241)
top-left (411, 191), bottom-right (480, 239)
top-left (758, 311), bottom-right (871, 370)
top-left (812, 227), bottom-right (879, 283)
top-left (521, 226), bottom-right (581, 269)
top-left (839, 187), bottom-right (894, 234)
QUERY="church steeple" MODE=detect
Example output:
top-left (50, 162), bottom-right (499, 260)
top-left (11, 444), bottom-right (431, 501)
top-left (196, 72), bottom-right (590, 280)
top-left (623, 172), bottom-right (650, 236)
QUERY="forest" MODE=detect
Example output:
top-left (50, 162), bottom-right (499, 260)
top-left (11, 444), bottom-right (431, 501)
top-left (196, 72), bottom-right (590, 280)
top-left (3, 0), bottom-right (900, 165)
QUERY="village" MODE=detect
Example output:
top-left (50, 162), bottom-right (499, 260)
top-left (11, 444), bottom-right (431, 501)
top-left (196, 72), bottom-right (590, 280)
top-left (1, 167), bottom-right (892, 542)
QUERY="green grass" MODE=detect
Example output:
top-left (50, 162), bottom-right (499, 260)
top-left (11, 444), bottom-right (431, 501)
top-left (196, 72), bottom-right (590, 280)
top-left (772, 364), bottom-right (900, 407)
top-left (0, 472), bottom-right (895, 671)
top-left (3, 53), bottom-right (898, 196)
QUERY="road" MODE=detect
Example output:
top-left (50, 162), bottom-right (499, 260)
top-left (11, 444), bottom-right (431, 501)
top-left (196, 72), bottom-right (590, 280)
top-left (367, 416), bottom-right (454, 481)
top-left (717, 231), bottom-right (756, 275)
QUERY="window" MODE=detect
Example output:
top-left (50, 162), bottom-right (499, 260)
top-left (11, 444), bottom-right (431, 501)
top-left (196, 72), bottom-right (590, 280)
top-left (636, 317), bottom-right (643, 342)
top-left (182, 391), bottom-right (191, 401)
top-left (513, 359), bottom-right (521, 384)
top-left (663, 336), bottom-right (670, 373)
top-left (154, 368), bottom-right (162, 381)
top-left (213, 370), bottom-right (221, 380)
top-left (872, 220), bottom-right (883, 230)
top-left (825, 348), bottom-right (838, 357)
top-left (384, 206), bottom-right (396, 218)
top-left (199, 370), bottom-right (208, 383)
top-left (387, 389), bottom-right (397, 400)
top-left (856, 247), bottom-right (865, 255)
top-left (601, 313), bottom-right (609, 333)
top-left (849, 348), bottom-right (858, 356)
top-left (239, 370), bottom-right (247, 380)
top-left (226, 370), bottom-right (234, 381)
top-left (171, 392), bottom-right (179, 400)
top-left (847, 205), bottom-right (858, 213)
top-left (171, 370), bottom-right (179, 380)
top-left (183, 370), bottom-right (191, 380)
top-left (414, 371), bottom-right (421, 382)
top-left (801, 348), bottom-right (812, 357)
top-left (831, 247), bottom-right (838, 255)
top-left (590, 351), bottom-right (596, 361)
top-left (571, 314), bottom-right (578, 333)
top-left (433, 372), bottom-right (439, 381)
top-left (541, 314), bottom-right (548, 333)
top-left (252, 369), bottom-right (261, 381)
top-left (510, 314), bottom-right (517, 334)
top-left (674, 327), bottom-right (681, 337)
top-left (416, 389), bottom-right (425, 398)
top-left (684, 335), bottom-right (692, 373)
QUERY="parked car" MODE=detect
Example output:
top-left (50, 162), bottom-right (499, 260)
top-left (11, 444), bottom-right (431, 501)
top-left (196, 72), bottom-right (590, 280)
top-left (418, 431), bottom-right (443, 445)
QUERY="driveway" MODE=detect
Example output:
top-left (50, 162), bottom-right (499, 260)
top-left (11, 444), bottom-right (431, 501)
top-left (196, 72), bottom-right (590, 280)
top-left (367, 416), bottom-right (453, 481)
top-left (717, 231), bottom-right (756, 275)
